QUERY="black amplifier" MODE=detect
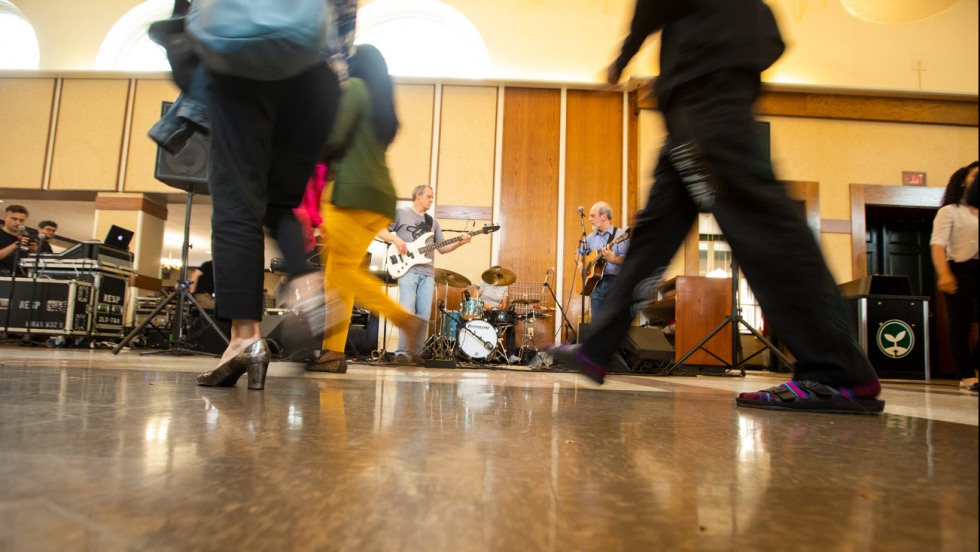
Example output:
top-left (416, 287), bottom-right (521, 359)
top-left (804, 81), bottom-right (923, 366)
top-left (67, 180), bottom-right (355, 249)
top-left (0, 277), bottom-right (93, 335)
top-left (41, 271), bottom-right (128, 335)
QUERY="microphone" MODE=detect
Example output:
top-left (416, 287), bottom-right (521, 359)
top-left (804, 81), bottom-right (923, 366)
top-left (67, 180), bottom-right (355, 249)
top-left (463, 290), bottom-right (471, 301)
top-left (16, 227), bottom-right (30, 251)
top-left (577, 206), bottom-right (585, 218)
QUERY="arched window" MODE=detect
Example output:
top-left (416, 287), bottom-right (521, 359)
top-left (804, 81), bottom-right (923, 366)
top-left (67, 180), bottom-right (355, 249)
top-left (95, 0), bottom-right (172, 71)
top-left (356, 0), bottom-right (491, 78)
top-left (0, 0), bottom-right (40, 70)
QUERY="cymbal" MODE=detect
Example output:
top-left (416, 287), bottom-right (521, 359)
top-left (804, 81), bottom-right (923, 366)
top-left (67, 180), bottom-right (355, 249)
top-left (434, 268), bottom-right (471, 288)
top-left (511, 297), bottom-right (540, 305)
top-left (481, 266), bottom-right (517, 286)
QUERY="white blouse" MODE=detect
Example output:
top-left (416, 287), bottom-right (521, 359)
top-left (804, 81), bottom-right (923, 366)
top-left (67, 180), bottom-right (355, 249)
top-left (930, 204), bottom-right (979, 262)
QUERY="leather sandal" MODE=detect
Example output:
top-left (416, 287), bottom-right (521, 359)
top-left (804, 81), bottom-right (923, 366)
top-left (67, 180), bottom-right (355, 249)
top-left (736, 380), bottom-right (884, 415)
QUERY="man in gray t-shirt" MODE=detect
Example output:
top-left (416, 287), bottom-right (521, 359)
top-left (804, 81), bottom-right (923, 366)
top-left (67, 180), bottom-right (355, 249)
top-left (378, 184), bottom-right (470, 360)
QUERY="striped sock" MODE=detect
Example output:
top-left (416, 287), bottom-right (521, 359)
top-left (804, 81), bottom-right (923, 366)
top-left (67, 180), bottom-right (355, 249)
top-left (739, 379), bottom-right (881, 403)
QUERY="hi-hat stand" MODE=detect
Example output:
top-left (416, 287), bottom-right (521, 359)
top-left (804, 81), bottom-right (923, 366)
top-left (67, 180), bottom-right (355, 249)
top-left (112, 190), bottom-right (227, 356)
top-left (664, 259), bottom-right (793, 376)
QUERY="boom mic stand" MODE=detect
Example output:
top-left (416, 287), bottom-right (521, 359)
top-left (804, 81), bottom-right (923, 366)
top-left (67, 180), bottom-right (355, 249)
top-left (577, 211), bottom-right (588, 341)
top-left (112, 189), bottom-right (228, 356)
top-left (21, 234), bottom-right (47, 344)
top-left (664, 258), bottom-right (793, 376)
top-left (542, 273), bottom-right (576, 344)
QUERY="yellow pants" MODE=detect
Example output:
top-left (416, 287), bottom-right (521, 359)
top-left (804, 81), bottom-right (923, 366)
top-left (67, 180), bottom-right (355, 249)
top-left (320, 204), bottom-right (411, 352)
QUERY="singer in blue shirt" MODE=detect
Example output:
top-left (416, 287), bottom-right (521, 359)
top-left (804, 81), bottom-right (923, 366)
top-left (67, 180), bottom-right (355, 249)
top-left (576, 202), bottom-right (629, 319)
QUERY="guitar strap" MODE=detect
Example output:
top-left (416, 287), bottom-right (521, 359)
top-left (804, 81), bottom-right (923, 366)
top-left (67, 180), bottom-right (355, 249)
top-left (424, 213), bottom-right (434, 233)
top-left (604, 226), bottom-right (617, 249)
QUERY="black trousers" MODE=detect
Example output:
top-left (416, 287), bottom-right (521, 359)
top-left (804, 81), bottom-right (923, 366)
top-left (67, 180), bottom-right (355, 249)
top-left (582, 69), bottom-right (876, 386)
top-left (944, 259), bottom-right (978, 379)
top-left (205, 63), bottom-right (340, 321)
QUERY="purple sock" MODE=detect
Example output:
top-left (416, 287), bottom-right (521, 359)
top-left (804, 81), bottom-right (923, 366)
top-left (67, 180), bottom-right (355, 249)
top-left (739, 379), bottom-right (881, 403)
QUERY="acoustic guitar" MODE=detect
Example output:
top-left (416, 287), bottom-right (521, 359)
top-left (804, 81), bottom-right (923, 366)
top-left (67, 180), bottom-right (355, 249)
top-left (581, 226), bottom-right (631, 296)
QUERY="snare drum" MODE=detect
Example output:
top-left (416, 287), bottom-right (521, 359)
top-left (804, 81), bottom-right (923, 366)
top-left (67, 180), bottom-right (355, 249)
top-left (457, 320), bottom-right (498, 359)
top-left (460, 298), bottom-right (484, 320)
top-left (483, 309), bottom-right (516, 327)
top-left (440, 310), bottom-right (463, 339)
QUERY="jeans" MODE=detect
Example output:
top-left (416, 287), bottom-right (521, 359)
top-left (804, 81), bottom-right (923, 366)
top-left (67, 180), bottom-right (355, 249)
top-left (397, 271), bottom-right (434, 354)
top-left (590, 276), bottom-right (616, 321)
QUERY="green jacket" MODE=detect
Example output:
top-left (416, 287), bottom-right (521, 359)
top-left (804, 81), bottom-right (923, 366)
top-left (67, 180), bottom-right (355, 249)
top-left (326, 78), bottom-right (397, 218)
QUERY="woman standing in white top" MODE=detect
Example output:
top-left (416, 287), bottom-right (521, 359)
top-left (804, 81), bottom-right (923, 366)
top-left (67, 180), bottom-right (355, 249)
top-left (930, 161), bottom-right (979, 390)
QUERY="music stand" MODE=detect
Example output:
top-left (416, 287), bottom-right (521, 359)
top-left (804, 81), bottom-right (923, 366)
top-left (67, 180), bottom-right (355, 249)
top-left (663, 259), bottom-right (793, 376)
top-left (112, 183), bottom-right (227, 356)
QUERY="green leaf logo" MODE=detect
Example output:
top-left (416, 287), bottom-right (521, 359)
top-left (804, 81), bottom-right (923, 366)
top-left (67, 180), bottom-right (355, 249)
top-left (875, 320), bottom-right (915, 359)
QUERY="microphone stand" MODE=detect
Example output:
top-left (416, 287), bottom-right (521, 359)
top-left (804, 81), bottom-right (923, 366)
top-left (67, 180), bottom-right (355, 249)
top-left (22, 235), bottom-right (46, 344)
top-left (578, 212), bottom-right (588, 342)
top-left (542, 274), bottom-right (576, 343)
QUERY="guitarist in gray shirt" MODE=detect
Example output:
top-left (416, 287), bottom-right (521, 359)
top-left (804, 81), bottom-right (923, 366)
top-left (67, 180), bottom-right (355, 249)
top-left (378, 184), bottom-right (470, 361)
top-left (576, 202), bottom-right (629, 319)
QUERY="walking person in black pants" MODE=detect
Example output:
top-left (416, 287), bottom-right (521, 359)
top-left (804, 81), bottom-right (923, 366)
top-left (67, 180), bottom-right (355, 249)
top-left (554, 0), bottom-right (884, 414)
top-left (930, 162), bottom-right (978, 391)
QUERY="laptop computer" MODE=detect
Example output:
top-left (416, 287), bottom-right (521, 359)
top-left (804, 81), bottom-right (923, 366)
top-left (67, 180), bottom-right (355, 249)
top-left (103, 225), bottom-right (135, 251)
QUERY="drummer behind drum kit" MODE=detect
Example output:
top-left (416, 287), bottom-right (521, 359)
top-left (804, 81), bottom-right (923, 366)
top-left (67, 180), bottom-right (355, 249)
top-left (423, 266), bottom-right (552, 366)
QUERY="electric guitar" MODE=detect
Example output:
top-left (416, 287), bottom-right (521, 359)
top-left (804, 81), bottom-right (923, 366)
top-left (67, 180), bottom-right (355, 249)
top-left (386, 224), bottom-right (500, 278)
top-left (581, 226), bottom-right (631, 296)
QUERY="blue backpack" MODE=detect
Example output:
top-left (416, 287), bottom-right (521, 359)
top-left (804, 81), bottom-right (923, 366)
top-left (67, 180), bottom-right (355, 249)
top-left (186, 0), bottom-right (334, 81)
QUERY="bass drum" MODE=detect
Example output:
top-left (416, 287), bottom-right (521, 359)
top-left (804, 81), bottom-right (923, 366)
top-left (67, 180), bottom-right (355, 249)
top-left (456, 320), bottom-right (498, 360)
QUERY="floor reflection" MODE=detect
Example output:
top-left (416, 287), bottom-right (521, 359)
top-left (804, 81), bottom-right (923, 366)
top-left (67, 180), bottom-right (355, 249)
top-left (0, 351), bottom-right (976, 551)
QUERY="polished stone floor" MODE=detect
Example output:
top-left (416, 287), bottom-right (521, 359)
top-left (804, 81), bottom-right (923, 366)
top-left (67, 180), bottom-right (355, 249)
top-left (0, 346), bottom-right (977, 552)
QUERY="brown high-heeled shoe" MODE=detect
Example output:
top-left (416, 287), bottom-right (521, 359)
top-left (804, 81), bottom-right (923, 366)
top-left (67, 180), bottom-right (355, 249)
top-left (308, 351), bottom-right (347, 373)
top-left (197, 340), bottom-right (271, 390)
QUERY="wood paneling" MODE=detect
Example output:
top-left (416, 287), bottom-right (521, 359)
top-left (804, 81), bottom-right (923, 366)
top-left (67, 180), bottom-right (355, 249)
top-left (0, 78), bottom-right (56, 189)
top-left (755, 91), bottom-right (977, 127)
top-left (94, 194), bottom-right (168, 220)
top-left (564, 90), bottom-right (624, 320)
top-left (784, 180), bottom-right (821, 236)
top-left (124, 79), bottom-right (180, 193)
top-left (49, 79), bottom-right (129, 191)
top-left (635, 81), bottom-right (978, 127)
top-left (498, 88), bottom-right (561, 338)
top-left (822, 219), bottom-right (852, 234)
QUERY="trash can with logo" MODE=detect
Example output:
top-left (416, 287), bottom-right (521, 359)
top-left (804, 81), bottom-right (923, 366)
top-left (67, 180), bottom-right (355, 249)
top-left (839, 275), bottom-right (930, 380)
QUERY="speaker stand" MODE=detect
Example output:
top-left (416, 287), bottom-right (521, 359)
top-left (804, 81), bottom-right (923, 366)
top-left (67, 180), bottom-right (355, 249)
top-left (112, 190), bottom-right (228, 356)
top-left (663, 260), bottom-right (793, 376)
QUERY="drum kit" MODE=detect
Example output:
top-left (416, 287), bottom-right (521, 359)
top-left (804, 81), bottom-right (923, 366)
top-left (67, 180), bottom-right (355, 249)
top-left (426, 266), bottom-right (552, 364)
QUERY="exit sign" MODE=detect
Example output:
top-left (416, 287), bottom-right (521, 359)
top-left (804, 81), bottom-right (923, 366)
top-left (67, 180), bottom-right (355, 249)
top-left (902, 171), bottom-right (927, 186)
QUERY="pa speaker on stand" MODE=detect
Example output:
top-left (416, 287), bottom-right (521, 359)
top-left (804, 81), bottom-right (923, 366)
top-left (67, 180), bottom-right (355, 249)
top-left (154, 122), bottom-right (211, 189)
top-left (112, 101), bottom-right (226, 357)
